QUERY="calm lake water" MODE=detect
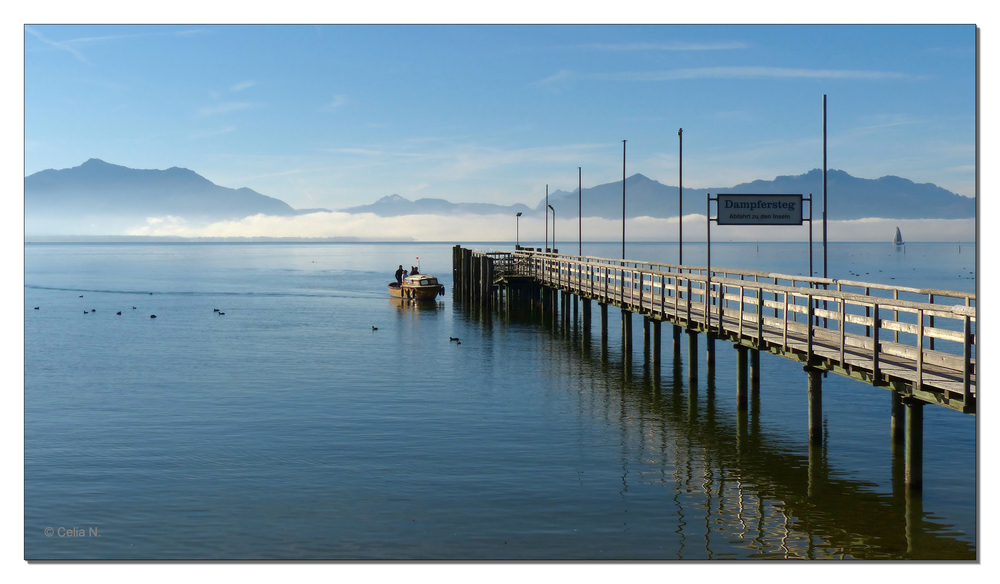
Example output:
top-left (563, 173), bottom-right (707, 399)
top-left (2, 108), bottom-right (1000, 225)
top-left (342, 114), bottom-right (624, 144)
top-left (24, 241), bottom-right (976, 560)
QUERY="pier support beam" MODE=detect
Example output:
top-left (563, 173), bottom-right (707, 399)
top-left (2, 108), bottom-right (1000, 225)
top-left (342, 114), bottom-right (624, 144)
top-left (687, 330), bottom-right (698, 383)
top-left (891, 391), bottom-right (905, 443)
top-left (736, 345), bottom-right (748, 411)
top-left (582, 299), bottom-right (592, 338)
top-left (706, 333), bottom-right (716, 372)
top-left (562, 291), bottom-right (571, 329)
top-left (643, 316), bottom-right (650, 357)
top-left (673, 325), bottom-right (682, 356)
top-left (622, 310), bottom-right (633, 354)
top-left (750, 349), bottom-right (760, 387)
top-left (905, 398), bottom-right (924, 491)
top-left (806, 366), bottom-right (823, 445)
top-left (600, 303), bottom-right (608, 343)
top-left (651, 319), bottom-right (661, 368)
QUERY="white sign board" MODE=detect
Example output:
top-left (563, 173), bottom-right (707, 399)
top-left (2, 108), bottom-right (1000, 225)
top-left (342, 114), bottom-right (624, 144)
top-left (716, 194), bottom-right (803, 226)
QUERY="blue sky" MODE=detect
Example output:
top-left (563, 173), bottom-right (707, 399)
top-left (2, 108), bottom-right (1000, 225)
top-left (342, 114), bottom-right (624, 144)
top-left (24, 23), bottom-right (976, 213)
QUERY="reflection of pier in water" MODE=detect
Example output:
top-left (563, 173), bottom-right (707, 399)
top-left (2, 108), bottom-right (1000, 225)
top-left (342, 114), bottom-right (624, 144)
top-left (462, 280), bottom-right (974, 560)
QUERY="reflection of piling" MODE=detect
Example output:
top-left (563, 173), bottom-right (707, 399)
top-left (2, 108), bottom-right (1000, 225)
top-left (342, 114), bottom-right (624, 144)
top-left (454, 246), bottom-right (949, 518)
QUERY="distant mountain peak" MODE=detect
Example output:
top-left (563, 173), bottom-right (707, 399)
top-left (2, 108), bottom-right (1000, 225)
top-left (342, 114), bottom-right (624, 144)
top-left (376, 194), bottom-right (409, 203)
top-left (25, 160), bottom-right (303, 232)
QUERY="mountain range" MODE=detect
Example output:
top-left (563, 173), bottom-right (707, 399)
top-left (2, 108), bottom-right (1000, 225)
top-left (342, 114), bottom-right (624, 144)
top-left (338, 170), bottom-right (974, 221)
top-left (24, 159), bottom-right (328, 234)
top-left (24, 159), bottom-right (975, 235)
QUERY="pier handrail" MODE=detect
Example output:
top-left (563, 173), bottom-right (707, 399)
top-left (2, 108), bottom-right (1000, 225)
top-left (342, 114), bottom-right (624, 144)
top-left (507, 249), bottom-right (976, 304)
top-left (488, 248), bottom-right (975, 411)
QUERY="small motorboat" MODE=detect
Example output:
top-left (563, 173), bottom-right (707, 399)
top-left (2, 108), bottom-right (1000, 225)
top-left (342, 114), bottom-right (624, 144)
top-left (389, 274), bottom-right (445, 300)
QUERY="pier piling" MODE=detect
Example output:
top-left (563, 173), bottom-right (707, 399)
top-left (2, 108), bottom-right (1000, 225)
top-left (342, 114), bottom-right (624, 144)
top-left (905, 398), bottom-right (924, 491)
top-left (687, 330), bottom-right (698, 383)
top-left (736, 345), bottom-right (748, 411)
top-left (651, 319), bottom-right (661, 368)
top-left (807, 367), bottom-right (823, 445)
top-left (622, 310), bottom-right (633, 354)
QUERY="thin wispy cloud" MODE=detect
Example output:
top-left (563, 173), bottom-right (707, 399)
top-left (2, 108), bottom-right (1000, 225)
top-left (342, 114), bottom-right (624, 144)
top-left (198, 102), bottom-right (260, 116)
top-left (25, 26), bottom-right (90, 64)
top-left (176, 29), bottom-right (211, 36)
top-left (576, 41), bottom-right (750, 51)
top-left (230, 80), bottom-right (256, 92)
top-left (189, 126), bottom-right (236, 140)
top-left (843, 115), bottom-right (921, 137)
top-left (596, 66), bottom-right (916, 81)
top-left (319, 95), bottom-right (349, 111)
top-left (326, 148), bottom-right (383, 156)
top-left (26, 26), bottom-right (206, 63)
top-left (541, 66), bottom-right (917, 85)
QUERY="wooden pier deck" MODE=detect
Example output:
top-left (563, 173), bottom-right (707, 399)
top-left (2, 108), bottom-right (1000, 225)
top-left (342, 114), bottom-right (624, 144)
top-left (457, 247), bottom-right (976, 415)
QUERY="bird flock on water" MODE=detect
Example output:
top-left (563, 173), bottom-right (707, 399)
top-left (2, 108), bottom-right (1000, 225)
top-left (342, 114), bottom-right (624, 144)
top-left (34, 293), bottom-right (465, 344)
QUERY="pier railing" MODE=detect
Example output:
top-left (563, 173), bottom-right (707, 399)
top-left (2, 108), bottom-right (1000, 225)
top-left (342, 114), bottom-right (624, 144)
top-left (493, 249), bottom-right (975, 411)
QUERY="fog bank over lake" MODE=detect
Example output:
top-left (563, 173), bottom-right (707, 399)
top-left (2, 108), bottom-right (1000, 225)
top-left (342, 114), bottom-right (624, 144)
top-left (117, 212), bottom-right (974, 243)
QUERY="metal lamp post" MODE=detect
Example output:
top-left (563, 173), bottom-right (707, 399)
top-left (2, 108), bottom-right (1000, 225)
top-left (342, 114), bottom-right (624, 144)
top-left (678, 128), bottom-right (683, 265)
top-left (516, 212), bottom-right (522, 248)
top-left (547, 204), bottom-right (555, 252)
top-left (622, 140), bottom-right (627, 259)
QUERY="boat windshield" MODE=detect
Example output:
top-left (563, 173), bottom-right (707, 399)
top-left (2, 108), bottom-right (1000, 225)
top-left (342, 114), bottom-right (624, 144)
top-left (418, 278), bottom-right (438, 286)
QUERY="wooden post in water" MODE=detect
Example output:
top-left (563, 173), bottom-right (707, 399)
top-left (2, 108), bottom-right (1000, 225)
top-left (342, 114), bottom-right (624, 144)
top-left (891, 391), bottom-right (905, 443)
top-left (622, 309), bottom-right (633, 354)
top-left (750, 348), bottom-right (760, 387)
top-left (806, 367), bottom-right (823, 445)
top-left (687, 330), bottom-right (698, 383)
top-left (673, 324), bottom-right (682, 356)
top-left (736, 345), bottom-right (748, 411)
top-left (582, 298), bottom-right (592, 337)
top-left (706, 333), bottom-right (715, 372)
top-left (481, 256), bottom-right (491, 309)
top-left (562, 291), bottom-right (571, 329)
top-left (905, 398), bottom-right (924, 491)
top-left (550, 287), bottom-right (558, 329)
top-left (464, 249), bottom-right (473, 301)
top-left (600, 303), bottom-right (608, 342)
top-left (651, 319), bottom-right (661, 368)
top-left (643, 316), bottom-right (650, 357)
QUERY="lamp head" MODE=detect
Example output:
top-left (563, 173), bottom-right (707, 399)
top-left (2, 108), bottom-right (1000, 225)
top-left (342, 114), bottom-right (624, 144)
top-left (516, 212), bottom-right (522, 217)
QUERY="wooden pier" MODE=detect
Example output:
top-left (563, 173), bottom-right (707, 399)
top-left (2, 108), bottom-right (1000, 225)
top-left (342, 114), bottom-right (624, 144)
top-left (452, 246), bottom-right (976, 490)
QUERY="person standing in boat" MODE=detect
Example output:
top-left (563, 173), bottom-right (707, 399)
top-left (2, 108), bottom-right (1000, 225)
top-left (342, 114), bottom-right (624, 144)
top-left (411, 265), bottom-right (419, 275)
top-left (395, 265), bottom-right (404, 285)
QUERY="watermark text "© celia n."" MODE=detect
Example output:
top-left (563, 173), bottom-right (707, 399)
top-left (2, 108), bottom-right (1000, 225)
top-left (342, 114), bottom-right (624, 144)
top-left (44, 527), bottom-right (100, 537)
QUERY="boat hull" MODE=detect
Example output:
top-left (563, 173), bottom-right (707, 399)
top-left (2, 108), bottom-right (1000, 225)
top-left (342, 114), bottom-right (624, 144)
top-left (388, 283), bottom-right (443, 300)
